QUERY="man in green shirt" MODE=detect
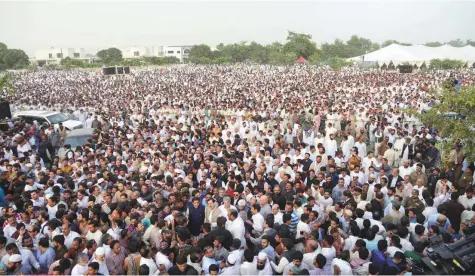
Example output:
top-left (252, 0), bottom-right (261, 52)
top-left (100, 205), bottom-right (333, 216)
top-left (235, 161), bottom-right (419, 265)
top-left (404, 241), bottom-right (424, 262)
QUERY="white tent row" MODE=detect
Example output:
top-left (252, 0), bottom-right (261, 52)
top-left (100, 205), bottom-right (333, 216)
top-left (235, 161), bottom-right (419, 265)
top-left (349, 44), bottom-right (475, 63)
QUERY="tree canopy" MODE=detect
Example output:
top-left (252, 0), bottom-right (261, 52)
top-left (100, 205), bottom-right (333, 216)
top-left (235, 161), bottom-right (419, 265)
top-left (424, 41), bottom-right (444, 47)
top-left (414, 82), bottom-right (475, 163)
top-left (0, 42), bottom-right (30, 70)
top-left (429, 59), bottom-right (465, 70)
top-left (96, 47), bottom-right (123, 65)
top-left (381, 40), bottom-right (412, 48)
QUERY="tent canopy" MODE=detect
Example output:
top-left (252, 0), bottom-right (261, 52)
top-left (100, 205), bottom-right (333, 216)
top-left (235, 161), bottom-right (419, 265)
top-left (349, 44), bottom-right (475, 62)
top-left (296, 56), bottom-right (306, 63)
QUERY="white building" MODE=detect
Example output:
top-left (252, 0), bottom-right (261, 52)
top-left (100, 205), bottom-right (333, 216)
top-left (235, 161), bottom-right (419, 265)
top-left (34, 48), bottom-right (88, 65)
top-left (121, 46), bottom-right (152, 59)
top-left (161, 46), bottom-right (191, 61)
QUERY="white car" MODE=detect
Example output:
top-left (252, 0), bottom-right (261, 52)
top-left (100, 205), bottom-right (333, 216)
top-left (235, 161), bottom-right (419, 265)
top-left (14, 110), bottom-right (83, 130)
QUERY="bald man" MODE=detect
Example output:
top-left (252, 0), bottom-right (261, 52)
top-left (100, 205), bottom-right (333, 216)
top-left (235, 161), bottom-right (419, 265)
top-left (303, 239), bottom-right (321, 269)
top-left (259, 195), bottom-right (272, 218)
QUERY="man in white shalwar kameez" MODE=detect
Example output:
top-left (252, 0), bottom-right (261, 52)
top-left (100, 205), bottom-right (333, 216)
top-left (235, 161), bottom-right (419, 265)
top-left (324, 134), bottom-right (338, 158)
top-left (313, 133), bottom-right (325, 148)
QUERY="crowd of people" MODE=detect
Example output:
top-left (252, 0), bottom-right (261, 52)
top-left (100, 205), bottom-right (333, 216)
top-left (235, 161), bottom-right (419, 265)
top-left (0, 65), bottom-right (474, 275)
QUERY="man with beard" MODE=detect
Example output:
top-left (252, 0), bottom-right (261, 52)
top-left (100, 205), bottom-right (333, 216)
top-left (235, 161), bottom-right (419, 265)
top-left (5, 254), bottom-right (25, 275)
top-left (112, 181), bottom-right (133, 203)
top-left (272, 186), bottom-right (286, 211)
top-left (256, 252), bottom-right (273, 275)
top-left (459, 187), bottom-right (475, 210)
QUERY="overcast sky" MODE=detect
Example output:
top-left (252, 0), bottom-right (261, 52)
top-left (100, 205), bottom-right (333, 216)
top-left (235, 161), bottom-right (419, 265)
top-left (1, 0), bottom-right (474, 55)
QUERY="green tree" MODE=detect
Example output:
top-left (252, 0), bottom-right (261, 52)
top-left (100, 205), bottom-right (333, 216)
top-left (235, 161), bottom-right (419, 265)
top-left (120, 58), bottom-right (145, 67)
top-left (425, 41), bottom-right (443, 47)
top-left (429, 59), bottom-right (465, 70)
top-left (189, 44), bottom-right (213, 63)
top-left (447, 39), bottom-right (466, 47)
top-left (248, 42), bottom-right (268, 63)
top-left (308, 51), bottom-right (322, 64)
top-left (371, 43), bottom-right (381, 52)
top-left (0, 72), bottom-right (14, 97)
top-left (321, 39), bottom-right (350, 60)
top-left (346, 35), bottom-right (375, 57)
top-left (381, 40), bottom-right (412, 48)
top-left (0, 43), bottom-right (29, 70)
top-left (60, 57), bottom-right (87, 68)
top-left (162, 56), bottom-right (180, 64)
top-left (2, 49), bottom-right (29, 69)
top-left (326, 57), bottom-right (352, 70)
top-left (283, 31), bottom-right (317, 59)
top-left (96, 47), bottom-right (123, 65)
top-left (466, 40), bottom-right (475, 47)
top-left (413, 84), bottom-right (475, 163)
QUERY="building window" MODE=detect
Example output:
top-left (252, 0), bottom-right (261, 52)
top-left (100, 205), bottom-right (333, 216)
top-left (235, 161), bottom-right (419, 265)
top-left (56, 53), bottom-right (63, 58)
top-left (73, 53), bottom-right (80, 58)
top-left (167, 51), bottom-right (174, 54)
top-left (134, 51), bottom-right (140, 57)
top-left (48, 53), bottom-right (53, 59)
top-left (177, 51), bottom-right (180, 54)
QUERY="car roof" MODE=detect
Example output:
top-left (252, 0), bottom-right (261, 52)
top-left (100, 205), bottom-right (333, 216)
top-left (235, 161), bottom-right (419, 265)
top-left (67, 128), bottom-right (95, 137)
top-left (15, 110), bottom-right (59, 116)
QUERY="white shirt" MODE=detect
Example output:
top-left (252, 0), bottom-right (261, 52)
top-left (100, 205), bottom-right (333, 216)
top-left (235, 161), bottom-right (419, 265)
top-left (63, 231), bottom-right (81, 248)
top-left (386, 246), bottom-right (403, 257)
top-left (295, 221), bottom-right (311, 239)
top-left (399, 166), bottom-right (413, 178)
top-left (155, 252), bottom-right (172, 272)
top-left (77, 196), bottom-right (89, 209)
top-left (227, 216), bottom-right (246, 246)
top-left (220, 265), bottom-right (240, 275)
top-left (459, 194), bottom-right (475, 210)
top-left (71, 264), bottom-right (88, 276)
top-left (321, 246), bottom-right (336, 268)
top-left (3, 225), bottom-right (16, 238)
top-left (140, 257), bottom-right (158, 275)
top-left (331, 258), bottom-right (352, 276)
top-left (303, 246), bottom-right (322, 269)
top-left (85, 230), bottom-right (103, 246)
top-left (46, 204), bottom-right (58, 219)
top-left (251, 213), bottom-right (265, 232)
top-left (273, 212), bottom-right (284, 225)
top-left (240, 260), bottom-right (258, 276)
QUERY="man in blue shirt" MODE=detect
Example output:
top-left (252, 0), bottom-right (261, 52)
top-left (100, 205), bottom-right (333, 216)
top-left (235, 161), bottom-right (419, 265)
top-left (285, 202), bottom-right (300, 234)
top-left (332, 178), bottom-right (347, 204)
top-left (35, 237), bottom-right (55, 274)
top-left (371, 239), bottom-right (388, 268)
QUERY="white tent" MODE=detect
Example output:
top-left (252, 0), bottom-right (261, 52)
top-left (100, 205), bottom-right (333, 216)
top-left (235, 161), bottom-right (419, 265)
top-left (350, 44), bottom-right (475, 63)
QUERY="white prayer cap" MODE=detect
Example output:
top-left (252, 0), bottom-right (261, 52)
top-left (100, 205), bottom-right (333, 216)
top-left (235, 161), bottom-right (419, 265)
top-left (258, 252), bottom-right (268, 260)
top-left (8, 254), bottom-right (22, 263)
top-left (227, 254), bottom-right (237, 265)
top-left (95, 247), bottom-right (105, 256)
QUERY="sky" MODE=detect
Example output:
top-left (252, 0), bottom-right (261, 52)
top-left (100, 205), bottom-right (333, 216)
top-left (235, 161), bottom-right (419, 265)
top-left (1, 0), bottom-right (474, 55)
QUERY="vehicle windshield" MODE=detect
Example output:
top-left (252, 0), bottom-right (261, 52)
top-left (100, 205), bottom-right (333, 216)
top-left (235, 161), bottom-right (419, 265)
top-left (47, 113), bottom-right (69, 124)
top-left (64, 135), bottom-right (91, 148)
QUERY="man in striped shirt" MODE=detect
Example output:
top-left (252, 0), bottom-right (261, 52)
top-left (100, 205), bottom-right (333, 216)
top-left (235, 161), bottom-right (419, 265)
top-left (285, 202), bottom-right (300, 234)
